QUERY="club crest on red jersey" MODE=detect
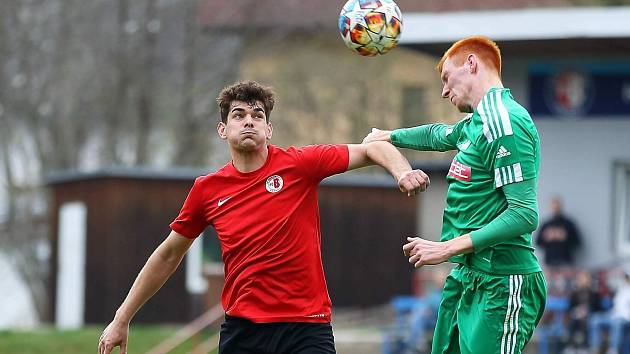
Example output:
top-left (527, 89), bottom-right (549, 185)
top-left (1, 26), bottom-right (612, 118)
top-left (265, 175), bottom-right (284, 193)
top-left (448, 159), bottom-right (471, 181)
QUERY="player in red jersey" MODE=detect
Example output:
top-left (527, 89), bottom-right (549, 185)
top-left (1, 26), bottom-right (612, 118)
top-left (98, 81), bottom-right (429, 354)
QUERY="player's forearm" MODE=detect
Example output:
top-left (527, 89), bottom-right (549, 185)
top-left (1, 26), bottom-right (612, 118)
top-left (391, 124), bottom-right (456, 152)
top-left (445, 233), bottom-right (474, 256)
top-left (365, 141), bottom-right (412, 181)
top-left (470, 179), bottom-right (539, 251)
top-left (113, 242), bottom-right (186, 324)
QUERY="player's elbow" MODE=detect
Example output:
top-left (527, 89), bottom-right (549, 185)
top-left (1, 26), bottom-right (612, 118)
top-left (365, 140), bottom-right (386, 153)
top-left (509, 203), bottom-right (538, 234)
top-left (521, 208), bottom-right (539, 234)
top-left (360, 141), bottom-right (389, 165)
top-left (155, 242), bottom-right (186, 269)
top-left (347, 144), bottom-right (371, 170)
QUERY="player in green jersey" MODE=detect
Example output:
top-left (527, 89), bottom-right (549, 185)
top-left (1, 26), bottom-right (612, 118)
top-left (363, 36), bottom-right (547, 354)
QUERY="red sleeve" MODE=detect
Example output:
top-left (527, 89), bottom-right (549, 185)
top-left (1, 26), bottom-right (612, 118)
top-left (169, 177), bottom-right (209, 239)
top-left (295, 144), bottom-right (349, 181)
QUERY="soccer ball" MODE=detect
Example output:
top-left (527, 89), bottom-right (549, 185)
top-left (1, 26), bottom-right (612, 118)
top-left (338, 0), bottom-right (403, 57)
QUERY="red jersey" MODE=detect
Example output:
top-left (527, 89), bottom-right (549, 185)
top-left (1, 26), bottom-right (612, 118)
top-left (170, 144), bottom-right (349, 323)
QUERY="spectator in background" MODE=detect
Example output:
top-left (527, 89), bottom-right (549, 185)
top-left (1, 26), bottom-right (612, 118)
top-left (536, 197), bottom-right (582, 267)
top-left (589, 267), bottom-right (630, 354)
top-left (566, 270), bottom-right (604, 352)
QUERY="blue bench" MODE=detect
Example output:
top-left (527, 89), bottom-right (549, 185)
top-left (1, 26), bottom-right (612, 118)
top-left (536, 296), bottom-right (570, 354)
top-left (382, 295), bottom-right (440, 354)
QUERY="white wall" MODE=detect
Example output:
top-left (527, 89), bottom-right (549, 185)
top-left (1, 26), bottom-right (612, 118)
top-left (504, 59), bottom-right (630, 268)
top-left (56, 202), bottom-right (87, 329)
top-left (535, 119), bottom-right (630, 268)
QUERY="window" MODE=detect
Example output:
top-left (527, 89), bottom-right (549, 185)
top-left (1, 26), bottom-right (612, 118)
top-left (614, 162), bottom-right (630, 255)
top-left (401, 87), bottom-right (427, 128)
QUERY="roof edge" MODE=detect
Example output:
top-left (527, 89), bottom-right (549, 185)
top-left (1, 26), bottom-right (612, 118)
top-left (401, 6), bottom-right (630, 44)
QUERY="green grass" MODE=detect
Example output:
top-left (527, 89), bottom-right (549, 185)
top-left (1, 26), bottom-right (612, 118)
top-left (0, 325), bottom-right (218, 354)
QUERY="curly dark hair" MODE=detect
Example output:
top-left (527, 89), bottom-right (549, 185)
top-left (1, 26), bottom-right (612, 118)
top-left (216, 81), bottom-right (276, 123)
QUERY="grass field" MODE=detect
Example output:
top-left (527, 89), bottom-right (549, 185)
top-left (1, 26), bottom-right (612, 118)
top-left (0, 326), bottom-right (218, 354)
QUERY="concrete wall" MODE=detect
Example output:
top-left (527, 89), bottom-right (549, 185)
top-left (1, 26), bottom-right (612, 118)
top-left (535, 119), bottom-right (630, 268)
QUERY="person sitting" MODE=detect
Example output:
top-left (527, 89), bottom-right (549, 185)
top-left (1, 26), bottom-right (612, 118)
top-left (566, 270), bottom-right (604, 351)
top-left (589, 267), bottom-right (630, 354)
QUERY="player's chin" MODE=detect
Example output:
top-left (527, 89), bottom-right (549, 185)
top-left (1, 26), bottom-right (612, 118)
top-left (237, 139), bottom-right (264, 151)
top-left (457, 103), bottom-right (473, 114)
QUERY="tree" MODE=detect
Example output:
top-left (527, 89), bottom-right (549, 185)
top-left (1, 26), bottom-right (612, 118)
top-left (0, 0), bottom-right (245, 323)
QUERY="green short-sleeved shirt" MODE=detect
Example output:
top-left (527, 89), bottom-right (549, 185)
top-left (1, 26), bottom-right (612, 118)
top-left (391, 88), bottom-right (541, 274)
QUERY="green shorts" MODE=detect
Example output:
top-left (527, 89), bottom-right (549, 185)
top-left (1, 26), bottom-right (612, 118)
top-left (432, 265), bottom-right (547, 354)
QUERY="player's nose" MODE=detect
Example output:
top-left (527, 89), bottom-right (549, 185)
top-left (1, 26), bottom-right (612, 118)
top-left (441, 86), bottom-right (450, 99)
top-left (243, 114), bottom-right (255, 126)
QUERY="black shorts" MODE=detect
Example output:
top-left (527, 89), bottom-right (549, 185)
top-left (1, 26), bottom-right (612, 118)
top-left (219, 315), bottom-right (336, 354)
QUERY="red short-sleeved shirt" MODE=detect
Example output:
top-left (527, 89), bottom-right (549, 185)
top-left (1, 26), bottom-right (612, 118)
top-left (170, 144), bottom-right (349, 323)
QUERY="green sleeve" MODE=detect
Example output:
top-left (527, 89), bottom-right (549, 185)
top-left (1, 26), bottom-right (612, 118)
top-left (470, 178), bottom-right (538, 251)
top-left (390, 124), bottom-right (459, 152)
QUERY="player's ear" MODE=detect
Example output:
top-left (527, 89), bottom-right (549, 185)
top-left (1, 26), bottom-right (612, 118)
top-left (217, 121), bottom-right (227, 139)
top-left (467, 54), bottom-right (477, 74)
top-left (266, 122), bottom-right (273, 140)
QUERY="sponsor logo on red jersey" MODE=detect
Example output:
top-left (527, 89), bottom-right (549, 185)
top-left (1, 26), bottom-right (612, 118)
top-left (448, 159), bottom-right (471, 181)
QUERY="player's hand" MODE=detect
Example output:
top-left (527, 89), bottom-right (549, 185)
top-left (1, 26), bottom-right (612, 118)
top-left (397, 169), bottom-right (430, 196)
top-left (362, 128), bottom-right (392, 144)
top-left (403, 237), bottom-right (450, 267)
top-left (98, 320), bottom-right (129, 354)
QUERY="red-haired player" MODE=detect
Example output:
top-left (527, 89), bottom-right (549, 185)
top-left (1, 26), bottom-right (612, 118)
top-left (364, 36), bottom-right (546, 354)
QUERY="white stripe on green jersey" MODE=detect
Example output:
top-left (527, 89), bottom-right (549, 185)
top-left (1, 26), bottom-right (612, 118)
top-left (495, 90), bottom-right (514, 136)
top-left (479, 89), bottom-right (515, 142)
top-left (495, 163), bottom-right (524, 187)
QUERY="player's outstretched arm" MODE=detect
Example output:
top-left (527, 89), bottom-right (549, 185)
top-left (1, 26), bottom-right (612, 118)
top-left (98, 231), bottom-right (194, 354)
top-left (347, 142), bottom-right (430, 196)
top-left (364, 123), bottom-right (462, 152)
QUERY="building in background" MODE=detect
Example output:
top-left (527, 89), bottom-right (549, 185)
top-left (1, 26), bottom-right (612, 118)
top-left (198, 0), bottom-right (462, 160)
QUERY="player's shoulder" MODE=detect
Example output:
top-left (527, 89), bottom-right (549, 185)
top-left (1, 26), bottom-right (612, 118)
top-left (286, 144), bottom-right (346, 155)
top-left (272, 144), bottom-right (300, 155)
top-left (451, 113), bottom-right (473, 129)
top-left (478, 87), bottom-right (517, 110)
top-left (196, 162), bottom-right (231, 184)
top-left (492, 88), bottom-right (532, 122)
top-left (261, 144), bottom-right (313, 167)
top-left (267, 144), bottom-right (304, 162)
top-left (474, 88), bottom-right (536, 143)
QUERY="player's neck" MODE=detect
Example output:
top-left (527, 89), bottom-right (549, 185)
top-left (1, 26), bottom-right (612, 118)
top-left (472, 75), bottom-right (504, 109)
top-left (231, 145), bottom-right (269, 173)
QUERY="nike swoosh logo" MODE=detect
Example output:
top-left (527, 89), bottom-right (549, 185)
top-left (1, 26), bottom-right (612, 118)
top-left (217, 197), bottom-right (232, 207)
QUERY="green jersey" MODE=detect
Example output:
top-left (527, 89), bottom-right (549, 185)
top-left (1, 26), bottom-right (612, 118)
top-left (392, 87), bottom-right (541, 274)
